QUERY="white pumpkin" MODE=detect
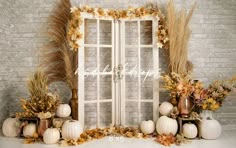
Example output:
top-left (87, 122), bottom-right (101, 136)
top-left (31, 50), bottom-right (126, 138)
top-left (23, 123), bottom-right (37, 138)
top-left (43, 128), bottom-right (60, 144)
top-left (56, 104), bottom-right (71, 118)
top-left (140, 120), bottom-right (155, 134)
top-left (2, 118), bottom-right (19, 137)
top-left (62, 120), bottom-right (83, 139)
top-left (200, 119), bottom-right (221, 139)
top-left (183, 123), bottom-right (198, 138)
top-left (159, 102), bottom-right (173, 116)
top-left (156, 116), bottom-right (178, 135)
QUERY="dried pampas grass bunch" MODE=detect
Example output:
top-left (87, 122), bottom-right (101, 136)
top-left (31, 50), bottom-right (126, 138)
top-left (167, 0), bottom-right (196, 74)
top-left (40, 0), bottom-right (77, 89)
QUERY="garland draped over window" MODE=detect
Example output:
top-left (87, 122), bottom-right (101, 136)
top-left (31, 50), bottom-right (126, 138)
top-left (67, 4), bottom-right (169, 52)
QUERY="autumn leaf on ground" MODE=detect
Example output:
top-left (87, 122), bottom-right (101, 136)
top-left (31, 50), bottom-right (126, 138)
top-left (155, 134), bottom-right (176, 146)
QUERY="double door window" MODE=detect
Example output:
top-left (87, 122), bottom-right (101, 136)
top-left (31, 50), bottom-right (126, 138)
top-left (78, 13), bottom-right (159, 128)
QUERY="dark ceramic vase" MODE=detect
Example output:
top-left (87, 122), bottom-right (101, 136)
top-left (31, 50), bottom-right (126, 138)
top-left (70, 89), bottom-right (78, 120)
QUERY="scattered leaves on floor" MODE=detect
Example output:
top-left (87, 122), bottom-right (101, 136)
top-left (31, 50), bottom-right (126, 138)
top-left (155, 133), bottom-right (176, 146)
top-left (175, 134), bottom-right (191, 146)
top-left (59, 125), bottom-right (153, 146)
top-left (23, 133), bottom-right (42, 144)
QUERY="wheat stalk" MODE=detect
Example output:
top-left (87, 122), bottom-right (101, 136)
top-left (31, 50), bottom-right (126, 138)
top-left (27, 70), bottom-right (48, 99)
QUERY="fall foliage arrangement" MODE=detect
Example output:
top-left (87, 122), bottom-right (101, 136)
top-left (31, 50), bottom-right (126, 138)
top-left (162, 72), bottom-right (236, 111)
top-left (16, 71), bottom-right (60, 119)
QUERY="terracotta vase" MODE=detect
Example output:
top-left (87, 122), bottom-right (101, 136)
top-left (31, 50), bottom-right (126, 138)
top-left (38, 119), bottom-right (51, 137)
top-left (70, 89), bottom-right (78, 120)
top-left (178, 96), bottom-right (191, 118)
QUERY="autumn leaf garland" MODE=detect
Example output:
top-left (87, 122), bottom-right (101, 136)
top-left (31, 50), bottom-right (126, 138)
top-left (67, 4), bottom-right (168, 52)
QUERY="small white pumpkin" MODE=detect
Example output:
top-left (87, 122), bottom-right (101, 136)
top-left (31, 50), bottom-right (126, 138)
top-left (159, 102), bottom-right (173, 116)
top-left (23, 123), bottom-right (37, 138)
top-left (156, 116), bottom-right (178, 135)
top-left (140, 120), bottom-right (155, 134)
top-left (200, 119), bottom-right (221, 140)
top-left (62, 120), bottom-right (83, 139)
top-left (183, 123), bottom-right (198, 139)
top-left (2, 117), bottom-right (19, 137)
top-left (56, 104), bottom-right (71, 118)
top-left (43, 128), bottom-right (60, 144)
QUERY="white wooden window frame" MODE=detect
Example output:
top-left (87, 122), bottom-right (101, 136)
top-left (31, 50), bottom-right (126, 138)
top-left (78, 13), bottom-right (159, 128)
top-left (119, 17), bottom-right (159, 126)
top-left (78, 13), bottom-right (115, 128)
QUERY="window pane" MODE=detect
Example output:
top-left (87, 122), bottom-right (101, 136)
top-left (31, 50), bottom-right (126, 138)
top-left (84, 75), bottom-right (97, 101)
top-left (125, 21), bottom-right (138, 45)
top-left (125, 102), bottom-right (139, 125)
top-left (141, 47), bottom-right (153, 72)
top-left (84, 47), bottom-right (97, 72)
top-left (84, 103), bottom-right (97, 129)
top-left (141, 75), bottom-right (153, 100)
top-left (100, 102), bottom-right (112, 127)
top-left (85, 19), bottom-right (97, 44)
top-left (140, 102), bottom-right (153, 121)
top-left (125, 47), bottom-right (138, 72)
top-left (99, 20), bottom-right (112, 45)
top-left (125, 76), bottom-right (138, 100)
top-left (99, 48), bottom-right (112, 72)
top-left (100, 75), bottom-right (112, 100)
top-left (140, 21), bottom-right (152, 45)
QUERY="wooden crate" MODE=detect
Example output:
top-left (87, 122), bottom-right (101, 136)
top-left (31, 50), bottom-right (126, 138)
top-left (177, 117), bottom-right (201, 139)
top-left (19, 117), bottom-right (39, 137)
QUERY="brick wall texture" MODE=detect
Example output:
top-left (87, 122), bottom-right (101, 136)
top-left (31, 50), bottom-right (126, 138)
top-left (0, 0), bottom-right (236, 130)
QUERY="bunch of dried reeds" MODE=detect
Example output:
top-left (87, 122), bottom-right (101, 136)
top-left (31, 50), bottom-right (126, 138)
top-left (167, 0), bottom-right (196, 74)
top-left (40, 0), bottom-right (77, 90)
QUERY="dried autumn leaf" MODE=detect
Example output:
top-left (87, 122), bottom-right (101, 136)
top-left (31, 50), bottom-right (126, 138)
top-left (33, 132), bottom-right (39, 139)
top-left (125, 131), bottom-right (134, 138)
top-left (80, 133), bottom-right (88, 139)
top-left (135, 133), bottom-right (143, 138)
top-left (155, 134), bottom-right (176, 146)
top-left (175, 134), bottom-right (190, 145)
top-left (60, 140), bottom-right (69, 146)
top-left (24, 139), bottom-right (35, 144)
top-left (77, 138), bottom-right (86, 144)
top-left (66, 139), bottom-right (77, 146)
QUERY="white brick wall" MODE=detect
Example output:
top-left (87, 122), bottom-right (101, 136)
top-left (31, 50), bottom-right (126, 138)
top-left (0, 0), bottom-right (11, 129)
top-left (0, 0), bottom-right (235, 129)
